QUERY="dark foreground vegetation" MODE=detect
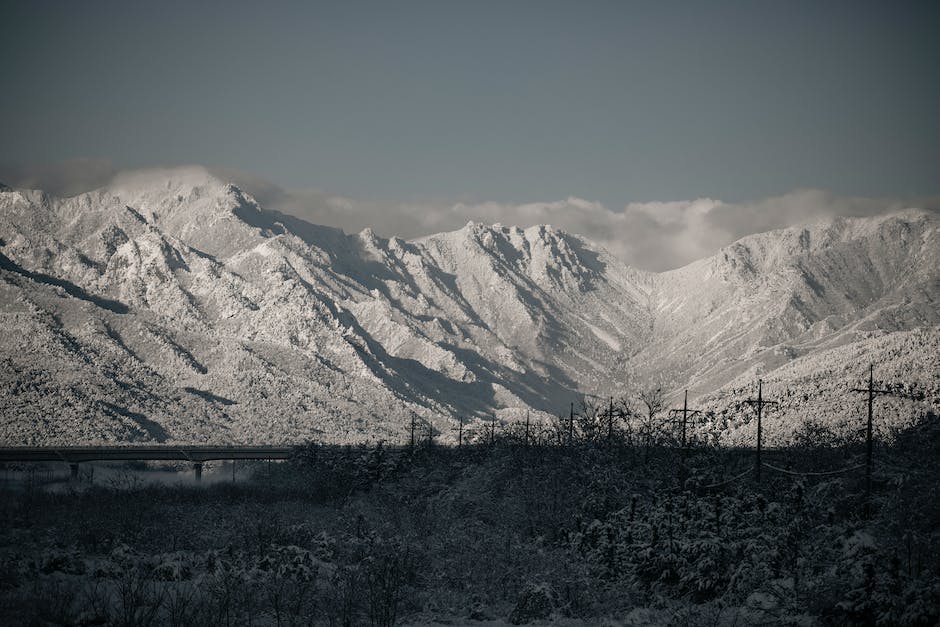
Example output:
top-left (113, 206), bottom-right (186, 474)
top-left (1, 415), bottom-right (938, 626)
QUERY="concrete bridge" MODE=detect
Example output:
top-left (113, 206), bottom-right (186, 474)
top-left (0, 445), bottom-right (295, 481)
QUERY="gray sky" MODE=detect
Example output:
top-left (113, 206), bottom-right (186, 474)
top-left (2, 1), bottom-right (938, 269)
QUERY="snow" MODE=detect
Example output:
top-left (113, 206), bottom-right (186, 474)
top-left (0, 171), bottom-right (938, 444)
top-left (584, 321), bottom-right (621, 352)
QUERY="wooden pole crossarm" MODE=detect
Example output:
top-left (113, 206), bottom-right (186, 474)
top-left (744, 399), bottom-right (779, 407)
top-left (668, 408), bottom-right (705, 416)
top-left (666, 409), bottom-right (707, 425)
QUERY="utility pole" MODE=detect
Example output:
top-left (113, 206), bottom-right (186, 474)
top-left (852, 364), bottom-right (891, 501)
top-left (524, 411), bottom-right (530, 446)
top-left (668, 390), bottom-right (706, 484)
top-left (410, 414), bottom-right (416, 450)
top-left (427, 422), bottom-right (434, 447)
top-left (745, 380), bottom-right (778, 483)
top-left (454, 415), bottom-right (464, 447)
top-left (607, 397), bottom-right (615, 442)
top-left (568, 402), bottom-right (575, 446)
top-left (490, 415), bottom-right (497, 446)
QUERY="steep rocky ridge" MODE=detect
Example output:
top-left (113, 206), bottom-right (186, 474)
top-left (1, 168), bottom-right (936, 444)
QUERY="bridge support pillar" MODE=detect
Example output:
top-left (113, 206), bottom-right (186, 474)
top-left (193, 462), bottom-right (203, 482)
top-left (69, 463), bottom-right (79, 482)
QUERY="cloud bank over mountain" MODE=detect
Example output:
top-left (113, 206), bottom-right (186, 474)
top-left (2, 160), bottom-right (937, 271)
top-left (0, 158), bottom-right (118, 198)
top-left (182, 171), bottom-right (940, 271)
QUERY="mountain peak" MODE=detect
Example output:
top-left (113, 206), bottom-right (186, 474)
top-left (706, 208), bottom-right (938, 277)
top-left (96, 166), bottom-right (266, 257)
top-left (449, 220), bottom-right (572, 249)
top-left (105, 166), bottom-right (241, 206)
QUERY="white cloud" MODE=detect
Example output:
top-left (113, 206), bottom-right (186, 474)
top-left (175, 171), bottom-right (940, 271)
top-left (0, 158), bottom-right (117, 197)
top-left (4, 160), bottom-right (937, 271)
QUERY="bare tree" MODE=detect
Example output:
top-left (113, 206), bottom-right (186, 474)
top-left (636, 384), bottom-right (666, 463)
top-left (623, 400), bottom-right (638, 442)
top-left (576, 395), bottom-right (605, 443)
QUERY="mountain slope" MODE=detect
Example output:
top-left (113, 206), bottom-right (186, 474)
top-left (1, 168), bottom-right (937, 444)
top-left (641, 210), bottom-right (940, 395)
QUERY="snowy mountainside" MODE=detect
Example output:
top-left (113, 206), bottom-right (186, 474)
top-left (640, 210), bottom-right (939, 395)
top-left (0, 168), bottom-right (937, 444)
top-left (692, 328), bottom-right (940, 447)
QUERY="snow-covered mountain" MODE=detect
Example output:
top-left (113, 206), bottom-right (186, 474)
top-left (1, 168), bottom-right (937, 445)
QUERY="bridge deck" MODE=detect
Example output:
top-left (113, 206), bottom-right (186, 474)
top-left (0, 446), bottom-right (295, 463)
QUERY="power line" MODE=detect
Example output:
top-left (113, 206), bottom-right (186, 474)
top-left (762, 462), bottom-right (864, 477)
top-left (702, 468), bottom-right (752, 490)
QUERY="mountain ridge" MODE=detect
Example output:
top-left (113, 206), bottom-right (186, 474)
top-left (1, 169), bottom-right (937, 445)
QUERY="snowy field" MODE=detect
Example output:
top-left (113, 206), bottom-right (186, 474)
top-left (1, 425), bottom-right (938, 626)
